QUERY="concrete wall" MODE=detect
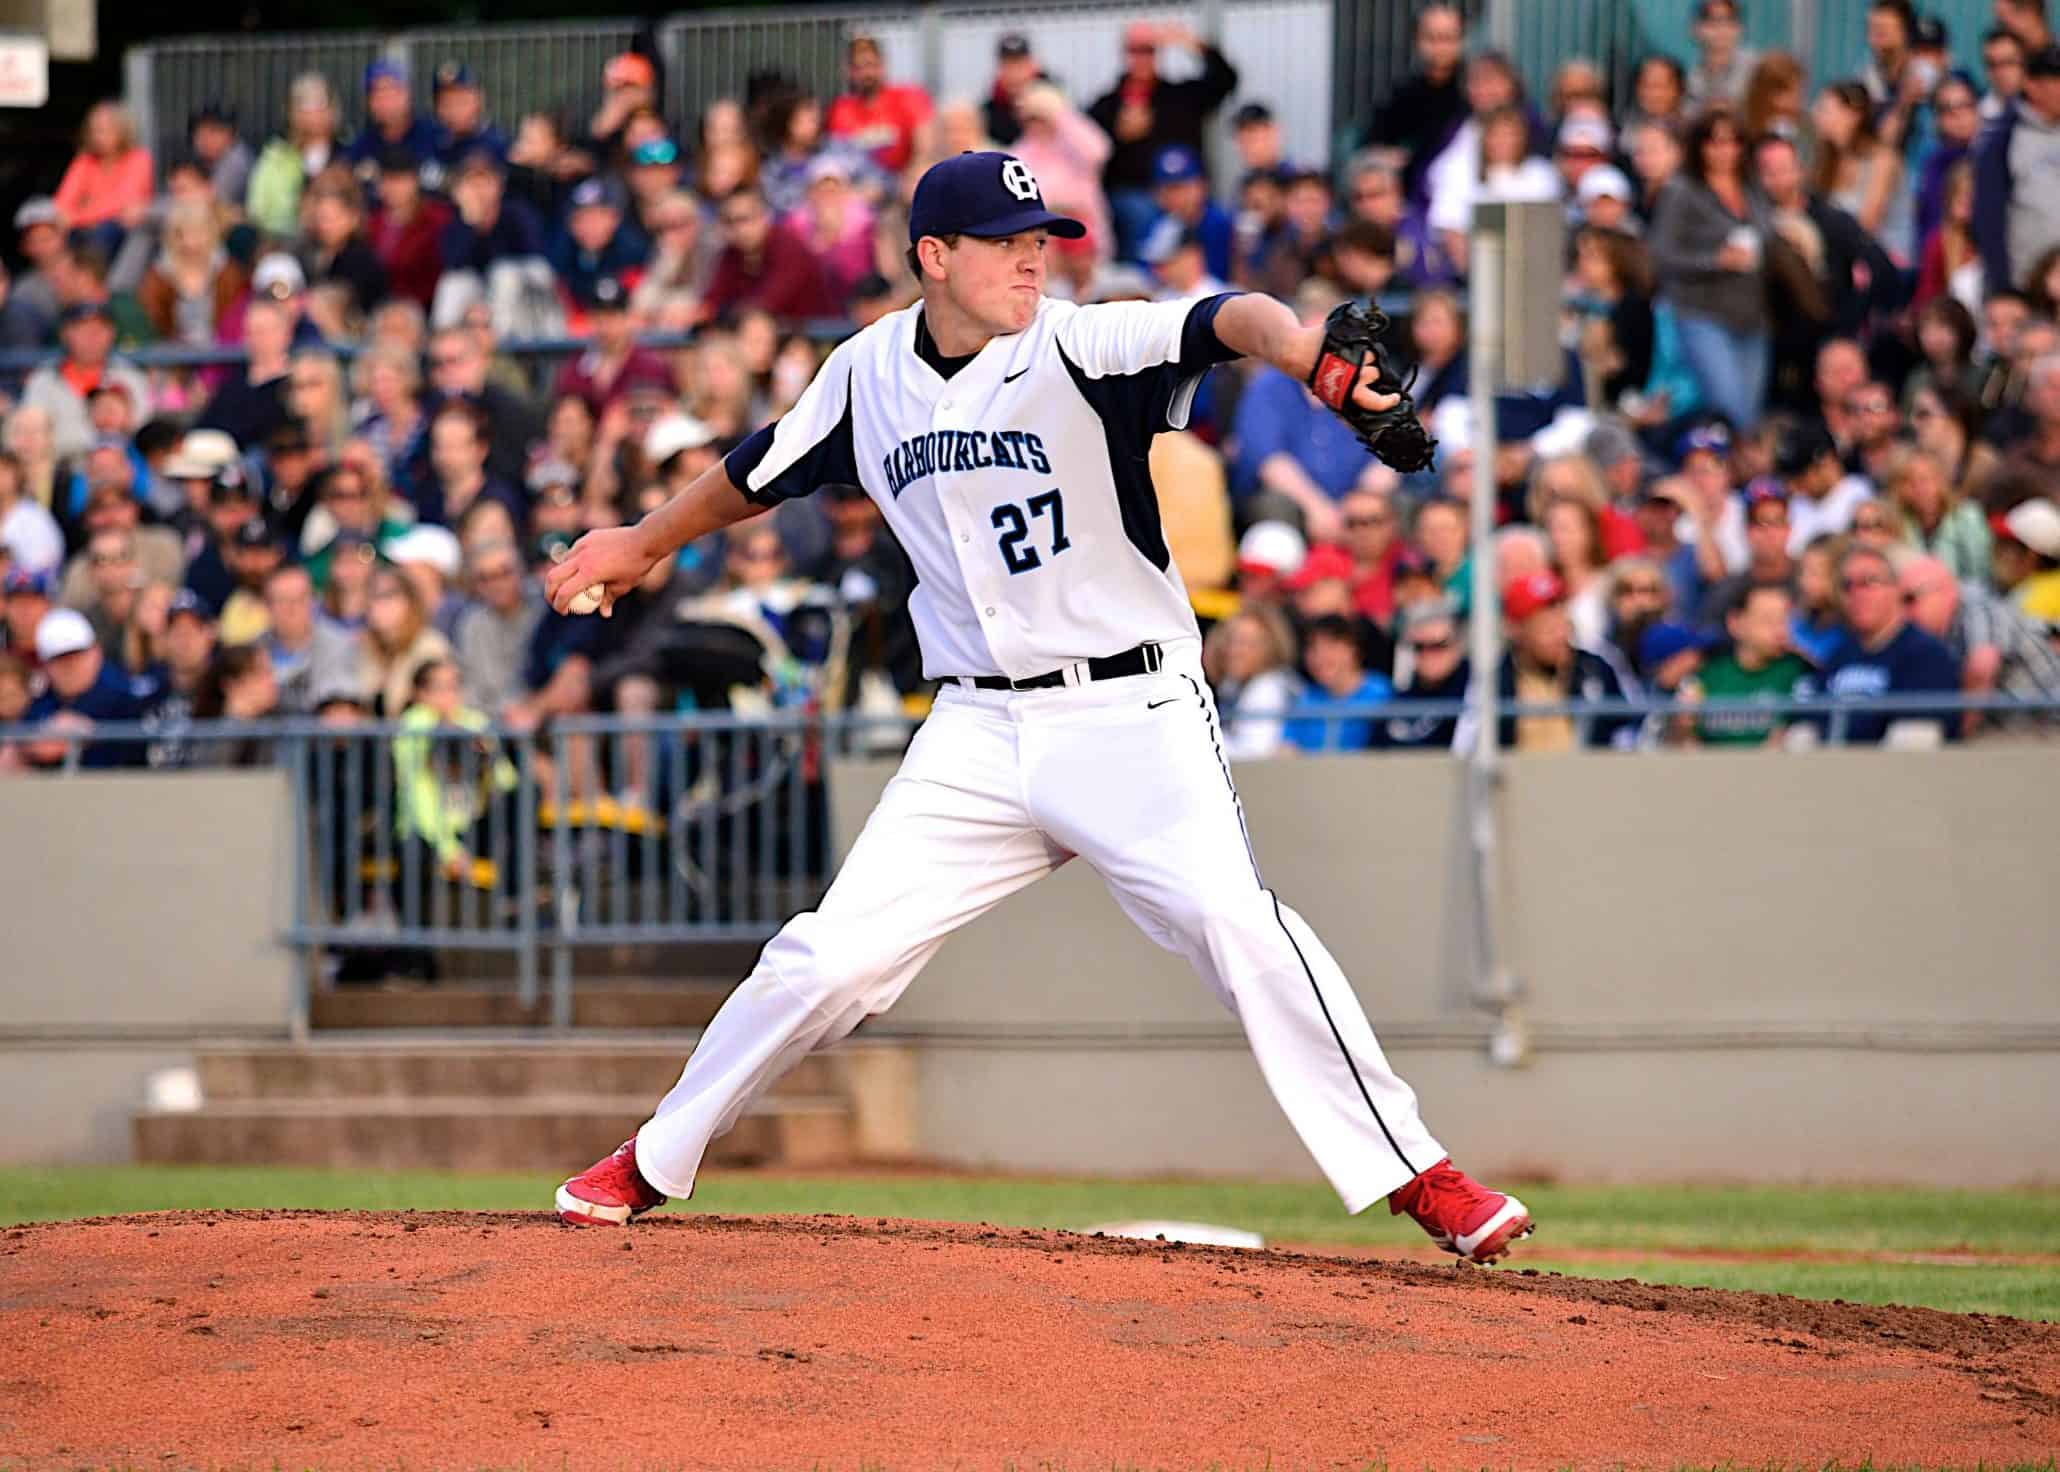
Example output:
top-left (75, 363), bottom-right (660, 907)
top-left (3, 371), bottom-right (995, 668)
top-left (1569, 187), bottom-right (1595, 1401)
top-left (828, 748), bottom-right (2060, 1188)
top-left (0, 772), bottom-right (295, 1162)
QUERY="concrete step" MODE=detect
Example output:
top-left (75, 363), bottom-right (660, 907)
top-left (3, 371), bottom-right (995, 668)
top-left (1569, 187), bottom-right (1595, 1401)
top-left (311, 982), bottom-right (736, 1031)
top-left (132, 1094), bottom-right (854, 1172)
top-left (193, 1039), bottom-right (835, 1102)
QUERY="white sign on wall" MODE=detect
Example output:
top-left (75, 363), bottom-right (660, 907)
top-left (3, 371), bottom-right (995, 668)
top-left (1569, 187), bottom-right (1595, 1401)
top-left (0, 34), bottom-right (48, 107)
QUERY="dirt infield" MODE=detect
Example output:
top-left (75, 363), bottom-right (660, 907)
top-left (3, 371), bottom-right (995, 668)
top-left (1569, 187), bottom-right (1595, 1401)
top-left (3, 1211), bottom-right (2055, 1470)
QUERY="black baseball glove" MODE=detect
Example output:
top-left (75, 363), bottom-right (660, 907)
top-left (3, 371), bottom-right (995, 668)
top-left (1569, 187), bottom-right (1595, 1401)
top-left (1304, 300), bottom-right (1438, 473)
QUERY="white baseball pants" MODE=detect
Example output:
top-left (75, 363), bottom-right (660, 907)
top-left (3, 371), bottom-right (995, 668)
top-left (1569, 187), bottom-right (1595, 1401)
top-left (634, 642), bottom-right (1445, 1213)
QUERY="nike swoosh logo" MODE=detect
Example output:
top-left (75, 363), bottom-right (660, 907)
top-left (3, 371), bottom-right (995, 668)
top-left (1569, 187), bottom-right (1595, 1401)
top-left (1003, 369), bottom-right (1030, 383)
top-left (1147, 698), bottom-right (1180, 710)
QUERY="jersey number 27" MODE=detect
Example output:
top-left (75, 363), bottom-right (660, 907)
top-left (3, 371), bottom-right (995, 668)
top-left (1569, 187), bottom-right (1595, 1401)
top-left (992, 489), bottom-right (1071, 575)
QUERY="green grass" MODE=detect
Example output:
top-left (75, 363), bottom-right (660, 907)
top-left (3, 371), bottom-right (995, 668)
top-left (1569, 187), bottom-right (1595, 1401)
top-left (5, 1166), bottom-right (2058, 1320)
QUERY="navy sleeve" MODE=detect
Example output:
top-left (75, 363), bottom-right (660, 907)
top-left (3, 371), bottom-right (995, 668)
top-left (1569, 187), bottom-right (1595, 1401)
top-left (721, 393), bottom-right (860, 508)
top-left (1179, 292), bottom-right (1245, 370)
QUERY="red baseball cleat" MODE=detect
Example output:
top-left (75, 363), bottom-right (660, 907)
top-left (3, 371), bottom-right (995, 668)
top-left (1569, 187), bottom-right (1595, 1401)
top-left (555, 1136), bottom-right (668, 1226)
top-left (1389, 1158), bottom-right (1534, 1264)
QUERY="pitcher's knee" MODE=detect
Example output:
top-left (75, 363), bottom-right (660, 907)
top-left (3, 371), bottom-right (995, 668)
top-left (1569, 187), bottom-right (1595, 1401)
top-left (756, 911), bottom-right (899, 1012)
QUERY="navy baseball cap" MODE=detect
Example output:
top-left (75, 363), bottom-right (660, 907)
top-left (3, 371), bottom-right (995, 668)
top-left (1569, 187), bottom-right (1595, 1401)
top-left (364, 58), bottom-right (408, 91)
top-left (433, 60), bottom-right (477, 93)
top-left (1152, 146), bottom-right (1207, 186)
top-left (908, 151), bottom-right (1086, 243)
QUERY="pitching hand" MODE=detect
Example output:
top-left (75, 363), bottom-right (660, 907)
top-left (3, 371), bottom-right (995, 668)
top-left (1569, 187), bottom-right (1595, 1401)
top-left (544, 525), bottom-right (661, 617)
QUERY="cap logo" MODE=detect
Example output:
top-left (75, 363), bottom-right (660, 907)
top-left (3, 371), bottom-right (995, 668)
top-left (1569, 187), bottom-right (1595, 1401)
top-left (1000, 159), bottom-right (1040, 203)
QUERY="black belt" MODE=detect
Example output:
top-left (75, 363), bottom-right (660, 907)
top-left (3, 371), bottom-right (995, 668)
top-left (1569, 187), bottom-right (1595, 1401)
top-left (960, 641), bottom-right (1166, 692)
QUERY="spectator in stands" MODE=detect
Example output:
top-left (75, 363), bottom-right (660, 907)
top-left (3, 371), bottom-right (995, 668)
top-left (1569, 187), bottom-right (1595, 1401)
top-left (1741, 52), bottom-right (1807, 142)
top-left (782, 156), bottom-right (876, 306)
top-left (1698, 479), bottom-right (1796, 627)
top-left (1900, 550), bottom-right (2060, 734)
top-left (1693, 581), bottom-right (1819, 745)
top-left (1231, 102), bottom-right (1287, 175)
top-left (347, 60), bottom-right (439, 183)
top-left (1601, 555), bottom-right (1671, 672)
top-left (1982, 27), bottom-right (2029, 121)
top-left (0, 650), bottom-right (30, 771)
top-left (2, 566), bottom-right (53, 669)
top-left (1993, 495), bottom-right (2060, 627)
top-left (632, 189), bottom-right (716, 330)
top-left (589, 52), bottom-right (662, 165)
top-left (361, 562), bottom-right (453, 718)
top-left (348, 345), bottom-right (424, 488)
top-left (261, 563), bottom-right (354, 714)
top-left (828, 34), bottom-right (934, 175)
top-left (550, 175), bottom-right (649, 309)
top-left (1811, 80), bottom-right (1913, 265)
top-left (1917, 73), bottom-right (1984, 249)
top-left (1088, 22), bottom-right (1239, 258)
top-left (1203, 604), bottom-right (1300, 760)
top-left (1686, 0), bottom-right (1757, 108)
top-left (1975, 42), bottom-right (2060, 292)
top-left (136, 200), bottom-right (247, 348)
top-left (1437, 106), bottom-right (1563, 274)
top-left (429, 61), bottom-right (509, 182)
top-left (1859, 0), bottom-right (1926, 152)
top-left (439, 149), bottom-right (551, 332)
top-left (1248, 170), bottom-right (1337, 299)
top-left (203, 295), bottom-right (297, 451)
top-left (979, 33), bottom-right (1045, 148)
top-left (212, 519), bottom-right (282, 646)
top-left (1381, 598), bottom-right (1468, 748)
top-left (54, 101), bottom-right (153, 257)
top-left (1359, 3), bottom-right (1468, 204)
top-left (1822, 542), bottom-right (1961, 743)
top-left (1626, 117), bottom-right (1684, 222)
top-left (1997, 0), bottom-right (2055, 55)
top-left (72, 527), bottom-right (150, 655)
top-left (1531, 462), bottom-right (1613, 648)
top-left (298, 180), bottom-right (388, 322)
top-left (22, 607), bottom-right (150, 769)
top-left (320, 530), bottom-right (376, 628)
top-left (417, 400), bottom-right (523, 533)
top-left (247, 74), bottom-right (341, 238)
top-left (1626, 54), bottom-right (1689, 137)
top-left (60, 479), bottom-right (182, 610)
top-left (1010, 83), bottom-right (1114, 269)
top-left (1139, 146), bottom-right (1234, 284)
top-left (1885, 446), bottom-right (1990, 581)
top-left (421, 324), bottom-right (537, 487)
top-left (185, 102), bottom-right (252, 209)
top-left (454, 537), bottom-right (545, 715)
top-left (1475, 571), bottom-right (1638, 752)
top-left (1650, 107), bottom-right (1772, 433)
top-left (701, 186), bottom-right (836, 324)
top-left (1337, 473), bottom-right (1405, 627)
top-left (187, 643), bottom-right (281, 768)
top-left (1283, 615), bottom-right (1392, 752)
top-left (392, 656), bottom-right (518, 899)
top-left (554, 275), bottom-right (670, 417)
top-left (7, 197), bottom-right (65, 343)
top-left (367, 146), bottom-right (450, 312)
top-left (0, 450), bottom-right (62, 579)
top-left (1407, 289), bottom-right (1469, 417)
top-left (21, 302), bottom-right (149, 461)
top-left (1570, 227), bottom-right (1655, 413)
top-left (1422, 50), bottom-right (1528, 243)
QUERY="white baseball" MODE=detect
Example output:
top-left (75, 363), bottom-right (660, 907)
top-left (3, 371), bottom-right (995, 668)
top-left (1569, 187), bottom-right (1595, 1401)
top-left (566, 584), bottom-right (607, 615)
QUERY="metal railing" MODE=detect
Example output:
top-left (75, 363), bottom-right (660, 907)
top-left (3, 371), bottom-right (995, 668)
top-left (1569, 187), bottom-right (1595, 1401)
top-left (5, 690), bottom-right (2053, 1031)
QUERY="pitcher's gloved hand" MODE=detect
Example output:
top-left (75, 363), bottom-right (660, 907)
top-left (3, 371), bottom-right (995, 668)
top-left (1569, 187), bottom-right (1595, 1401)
top-left (1304, 300), bottom-right (1439, 474)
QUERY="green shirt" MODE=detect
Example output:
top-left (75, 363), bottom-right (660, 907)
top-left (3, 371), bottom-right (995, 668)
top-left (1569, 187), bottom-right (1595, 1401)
top-left (1695, 651), bottom-right (1818, 746)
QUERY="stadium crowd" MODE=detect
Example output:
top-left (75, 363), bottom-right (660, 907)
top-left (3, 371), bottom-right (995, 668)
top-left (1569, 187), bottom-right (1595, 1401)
top-left (4, 0), bottom-right (2060, 787)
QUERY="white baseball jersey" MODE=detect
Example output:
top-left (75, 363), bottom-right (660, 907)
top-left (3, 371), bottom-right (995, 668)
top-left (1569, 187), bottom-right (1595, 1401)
top-left (724, 294), bottom-right (1240, 680)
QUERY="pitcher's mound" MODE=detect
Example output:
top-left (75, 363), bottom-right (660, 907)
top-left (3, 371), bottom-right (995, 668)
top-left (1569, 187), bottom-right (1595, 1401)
top-left (2, 1211), bottom-right (2054, 1468)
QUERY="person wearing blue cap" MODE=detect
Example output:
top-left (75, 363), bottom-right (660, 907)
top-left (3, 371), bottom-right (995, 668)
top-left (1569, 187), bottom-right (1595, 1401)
top-left (1087, 21), bottom-right (1240, 258)
top-left (346, 58), bottom-right (439, 182)
top-left (1137, 145), bottom-right (1235, 280)
top-left (549, 174), bottom-right (651, 306)
top-left (429, 59), bottom-right (510, 182)
top-left (545, 145), bottom-right (1539, 1272)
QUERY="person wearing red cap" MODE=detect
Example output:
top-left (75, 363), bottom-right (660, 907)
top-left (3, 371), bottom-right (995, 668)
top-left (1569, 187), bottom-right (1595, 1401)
top-left (1471, 570), bottom-right (1640, 752)
top-left (1284, 541), bottom-right (1396, 679)
top-left (826, 35), bottom-right (935, 174)
top-left (590, 52), bottom-right (661, 163)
